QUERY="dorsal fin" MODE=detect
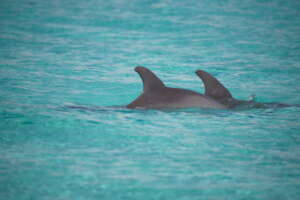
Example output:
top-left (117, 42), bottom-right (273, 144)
top-left (135, 66), bottom-right (165, 93)
top-left (195, 70), bottom-right (232, 100)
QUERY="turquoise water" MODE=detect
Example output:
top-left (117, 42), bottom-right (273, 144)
top-left (1, 0), bottom-right (300, 199)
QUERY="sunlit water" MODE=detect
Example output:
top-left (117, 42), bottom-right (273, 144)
top-left (1, 0), bottom-right (300, 199)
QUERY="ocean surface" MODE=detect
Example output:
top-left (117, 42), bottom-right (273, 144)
top-left (1, 0), bottom-right (300, 199)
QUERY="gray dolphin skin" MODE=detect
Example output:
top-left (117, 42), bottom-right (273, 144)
top-left (127, 66), bottom-right (240, 109)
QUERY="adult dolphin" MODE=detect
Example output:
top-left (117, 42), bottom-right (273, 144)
top-left (127, 66), bottom-right (238, 109)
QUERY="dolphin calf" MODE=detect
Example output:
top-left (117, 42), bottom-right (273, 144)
top-left (127, 66), bottom-right (239, 109)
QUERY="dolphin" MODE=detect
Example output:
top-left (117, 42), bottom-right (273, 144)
top-left (127, 66), bottom-right (237, 109)
top-left (62, 66), bottom-right (297, 112)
